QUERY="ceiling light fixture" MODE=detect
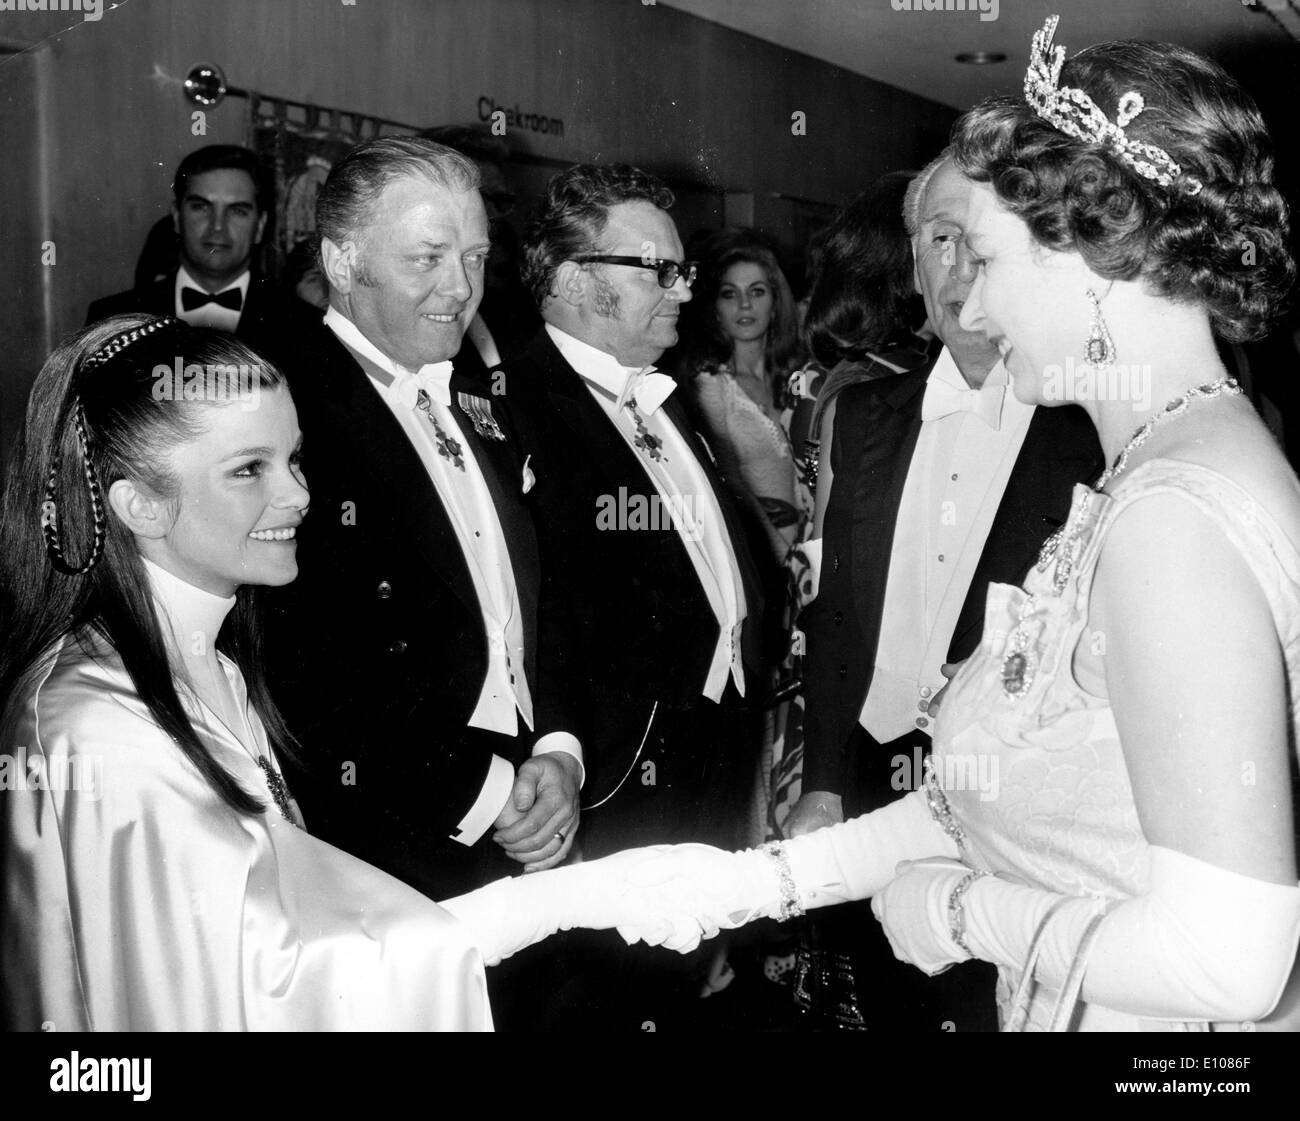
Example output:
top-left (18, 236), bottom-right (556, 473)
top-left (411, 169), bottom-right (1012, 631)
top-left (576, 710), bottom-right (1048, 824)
top-left (955, 51), bottom-right (1007, 64)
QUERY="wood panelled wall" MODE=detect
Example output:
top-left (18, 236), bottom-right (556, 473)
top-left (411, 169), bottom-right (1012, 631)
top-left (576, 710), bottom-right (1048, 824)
top-left (0, 0), bottom-right (956, 461)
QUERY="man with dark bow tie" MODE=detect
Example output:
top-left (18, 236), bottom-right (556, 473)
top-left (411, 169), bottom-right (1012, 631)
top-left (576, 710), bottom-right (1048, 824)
top-left (262, 137), bottom-right (584, 908)
top-left (504, 163), bottom-right (766, 863)
top-left (784, 155), bottom-right (1103, 1030)
top-left (86, 145), bottom-right (317, 359)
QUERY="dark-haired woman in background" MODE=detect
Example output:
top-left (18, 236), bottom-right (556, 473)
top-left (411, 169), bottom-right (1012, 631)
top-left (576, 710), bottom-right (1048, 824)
top-left (677, 231), bottom-right (807, 845)
top-left (687, 229), bottom-right (808, 562)
top-left (674, 231), bottom-right (808, 993)
top-left (591, 18), bottom-right (1300, 1031)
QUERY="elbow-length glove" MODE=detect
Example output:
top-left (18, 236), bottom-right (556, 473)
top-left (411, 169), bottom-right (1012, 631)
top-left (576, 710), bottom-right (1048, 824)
top-left (872, 846), bottom-right (1300, 1025)
top-left (444, 790), bottom-right (958, 964)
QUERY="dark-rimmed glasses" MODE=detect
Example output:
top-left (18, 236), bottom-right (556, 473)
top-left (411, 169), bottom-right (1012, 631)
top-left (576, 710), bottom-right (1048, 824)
top-left (573, 255), bottom-right (699, 289)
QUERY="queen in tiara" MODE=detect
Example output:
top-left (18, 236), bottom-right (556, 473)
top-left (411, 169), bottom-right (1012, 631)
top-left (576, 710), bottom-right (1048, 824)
top-left (481, 15), bottom-right (1298, 1032)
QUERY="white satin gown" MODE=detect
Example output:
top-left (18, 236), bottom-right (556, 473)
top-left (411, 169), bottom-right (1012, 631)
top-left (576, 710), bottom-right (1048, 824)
top-left (1, 562), bottom-right (492, 1031)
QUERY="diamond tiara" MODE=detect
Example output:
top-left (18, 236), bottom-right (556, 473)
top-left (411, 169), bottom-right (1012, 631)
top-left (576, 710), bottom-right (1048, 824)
top-left (1024, 15), bottom-right (1203, 197)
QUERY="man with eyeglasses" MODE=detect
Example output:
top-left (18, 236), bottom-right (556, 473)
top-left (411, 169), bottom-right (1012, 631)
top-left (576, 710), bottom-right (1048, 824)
top-left (506, 163), bottom-right (764, 861)
top-left (498, 162), bottom-right (766, 1027)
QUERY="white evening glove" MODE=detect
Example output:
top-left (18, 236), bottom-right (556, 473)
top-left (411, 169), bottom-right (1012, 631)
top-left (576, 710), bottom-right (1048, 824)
top-left (777, 787), bottom-right (960, 907)
top-left (870, 856), bottom-right (980, 975)
top-left (566, 789), bottom-right (960, 955)
top-left (442, 845), bottom-right (740, 965)
top-left (874, 845), bottom-right (1300, 1024)
top-left (445, 790), bottom-right (957, 962)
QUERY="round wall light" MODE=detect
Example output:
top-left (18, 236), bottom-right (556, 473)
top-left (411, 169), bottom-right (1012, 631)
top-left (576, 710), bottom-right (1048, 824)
top-left (184, 64), bottom-right (228, 107)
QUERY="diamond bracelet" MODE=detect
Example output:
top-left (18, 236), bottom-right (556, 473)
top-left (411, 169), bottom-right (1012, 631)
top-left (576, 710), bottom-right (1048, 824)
top-left (948, 869), bottom-right (991, 957)
top-left (759, 841), bottom-right (805, 922)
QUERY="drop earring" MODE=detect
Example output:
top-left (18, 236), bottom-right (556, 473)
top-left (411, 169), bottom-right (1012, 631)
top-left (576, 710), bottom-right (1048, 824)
top-left (1084, 289), bottom-right (1116, 366)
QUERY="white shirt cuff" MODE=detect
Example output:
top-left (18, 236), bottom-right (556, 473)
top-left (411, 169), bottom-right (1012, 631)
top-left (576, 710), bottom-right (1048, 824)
top-left (801, 537), bottom-right (823, 600)
top-left (532, 732), bottom-right (585, 789)
top-left (451, 754), bottom-right (516, 846)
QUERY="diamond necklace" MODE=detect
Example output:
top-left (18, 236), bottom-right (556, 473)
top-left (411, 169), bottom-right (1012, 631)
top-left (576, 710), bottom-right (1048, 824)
top-left (1035, 374), bottom-right (1243, 568)
top-left (1003, 374), bottom-right (1242, 699)
top-left (1094, 376), bottom-right (1242, 491)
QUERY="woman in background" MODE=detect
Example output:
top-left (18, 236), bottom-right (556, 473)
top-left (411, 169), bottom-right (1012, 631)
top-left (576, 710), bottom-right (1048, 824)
top-left (675, 231), bottom-right (808, 994)
top-left (687, 229), bottom-right (809, 562)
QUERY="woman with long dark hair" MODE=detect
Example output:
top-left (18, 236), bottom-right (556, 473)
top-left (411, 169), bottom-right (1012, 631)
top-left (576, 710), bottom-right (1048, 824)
top-left (0, 317), bottom-right (621, 1030)
top-left (0, 315), bottom-right (496, 1029)
top-left (685, 229), bottom-right (807, 561)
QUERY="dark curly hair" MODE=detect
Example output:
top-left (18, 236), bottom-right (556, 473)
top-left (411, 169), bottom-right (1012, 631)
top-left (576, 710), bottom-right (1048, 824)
top-left (804, 172), bottom-right (926, 366)
top-left (952, 39), bottom-right (1294, 343)
top-left (521, 163), bottom-right (674, 308)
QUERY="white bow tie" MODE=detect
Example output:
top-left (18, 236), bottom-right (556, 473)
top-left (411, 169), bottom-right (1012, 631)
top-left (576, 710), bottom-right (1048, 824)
top-left (920, 377), bottom-right (1005, 430)
top-left (618, 367), bottom-right (676, 415)
top-left (393, 361), bottom-right (455, 410)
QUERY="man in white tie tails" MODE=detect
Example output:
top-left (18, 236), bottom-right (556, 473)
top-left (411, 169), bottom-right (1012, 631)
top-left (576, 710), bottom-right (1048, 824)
top-left (783, 154), bottom-right (1103, 1030)
top-left (499, 163), bottom-right (767, 1026)
top-left (263, 138), bottom-right (585, 924)
top-left (506, 162), bottom-right (766, 857)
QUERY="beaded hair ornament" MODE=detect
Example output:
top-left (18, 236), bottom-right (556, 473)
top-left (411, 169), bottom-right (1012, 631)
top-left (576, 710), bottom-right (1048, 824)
top-left (1024, 15), bottom-right (1203, 197)
top-left (40, 317), bottom-right (182, 575)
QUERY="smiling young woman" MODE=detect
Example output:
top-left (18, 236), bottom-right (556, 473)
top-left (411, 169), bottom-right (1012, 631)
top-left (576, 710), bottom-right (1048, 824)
top-left (0, 315), bottom-right (497, 1030)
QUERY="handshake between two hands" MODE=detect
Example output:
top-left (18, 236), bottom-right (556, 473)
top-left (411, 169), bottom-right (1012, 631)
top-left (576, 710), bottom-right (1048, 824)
top-left (444, 839), bottom-right (997, 971)
top-left (442, 843), bottom-right (778, 966)
top-left (452, 673), bottom-right (989, 970)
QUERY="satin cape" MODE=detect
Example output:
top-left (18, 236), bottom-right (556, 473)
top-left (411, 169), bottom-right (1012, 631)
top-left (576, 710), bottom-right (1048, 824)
top-left (1, 630), bottom-right (492, 1031)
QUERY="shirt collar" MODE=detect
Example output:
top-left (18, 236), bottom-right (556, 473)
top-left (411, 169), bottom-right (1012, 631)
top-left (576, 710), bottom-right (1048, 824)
top-left (546, 323), bottom-right (646, 399)
top-left (921, 347), bottom-right (1012, 430)
top-left (325, 305), bottom-right (405, 382)
top-left (927, 346), bottom-right (1006, 393)
top-left (984, 362), bottom-right (1009, 389)
top-left (325, 306), bottom-right (456, 407)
